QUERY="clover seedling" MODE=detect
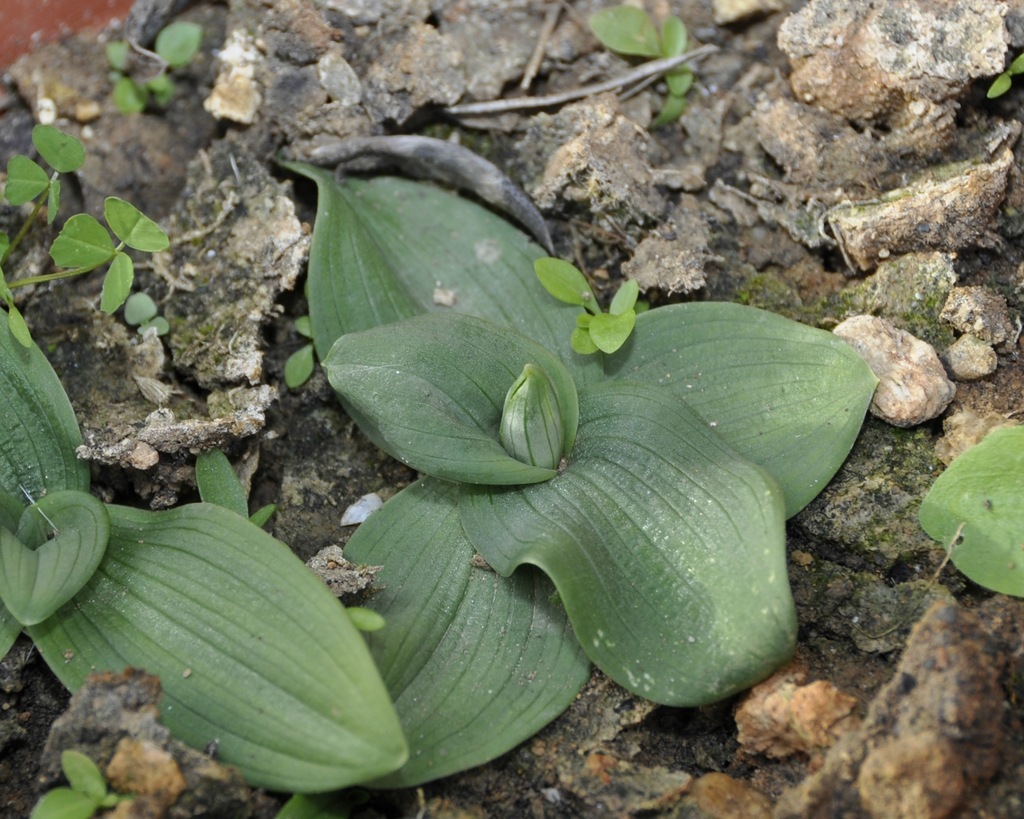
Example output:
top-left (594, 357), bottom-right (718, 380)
top-left (535, 256), bottom-right (639, 354)
top-left (30, 750), bottom-right (130, 819)
top-left (123, 291), bottom-right (169, 336)
top-left (589, 5), bottom-right (695, 126)
top-left (107, 22), bottom-right (203, 113)
top-left (0, 125), bottom-right (169, 346)
top-left (988, 53), bottom-right (1024, 98)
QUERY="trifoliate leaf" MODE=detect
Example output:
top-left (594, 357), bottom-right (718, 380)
top-left (32, 125), bottom-right (85, 173)
top-left (4, 155), bottom-right (49, 205)
top-left (50, 214), bottom-right (115, 269)
top-left (104, 197), bottom-right (169, 252)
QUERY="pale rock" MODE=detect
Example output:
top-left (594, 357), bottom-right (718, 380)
top-left (943, 334), bottom-right (997, 381)
top-left (834, 315), bottom-right (955, 427)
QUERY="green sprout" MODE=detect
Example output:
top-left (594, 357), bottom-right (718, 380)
top-left (987, 53), bottom-right (1024, 98)
top-left (535, 257), bottom-right (640, 354)
top-left (284, 314), bottom-right (316, 388)
top-left (107, 21), bottom-right (202, 113)
top-left (30, 750), bottom-right (131, 819)
top-left (0, 125), bottom-right (169, 346)
top-left (123, 291), bottom-right (169, 336)
top-left (589, 5), bottom-right (695, 126)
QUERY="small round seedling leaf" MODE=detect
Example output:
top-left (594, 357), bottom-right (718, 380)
top-left (571, 326), bottom-right (599, 355)
top-left (107, 41), bottom-right (129, 71)
top-left (285, 343), bottom-right (316, 389)
top-left (534, 257), bottom-right (594, 306)
top-left (146, 74), bottom-right (175, 107)
top-left (588, 310), bottom-right (635, 353)
top-left (988, 73), bottom-right (1012, 99)
top-left (138, 316), bottom-right (169, 336)
top-left (104, 197), bottom-right (169, 252)
top-left (4, 156), bottom-right (50, 205)
top-left (155, 21), bottom-right (203, 68)
top-left (32, 125), bottom-right (85, 173)
top-left (919, 426), bottom-right (1024, 597)
top-left (347, 606), bottom-right (386, 632)
top-left (1011, 53), bottom-right (1024, 75)
top-left (61, 750), bottom-right (107, 803)
top-left (124, 292), bottom-right (158, 325)
top-left (29, 786), bottom-right (99, 819)
top-left (589, 6), bottom-right (661, 57)
top-left (50, 214), bottom-right (115, 269)
top-left (609, 279), bottom-right (639, 316)
top-left (295, 315), bottom-right (313, 338)
top-left (659, 16), bottom-right (688, 57)
top-left (113, 76), bottom-right (148, 113)
top-left (665, 66), bottom-right (694, 98)
top-left (100, 253), bottom-right (134, 314)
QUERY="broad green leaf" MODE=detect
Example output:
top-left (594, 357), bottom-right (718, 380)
top-left (0, 490), bottom-right (22, 531)
top-left (100, 252), bottom-right (133, 314)
top-left (605, 303), bottom-right (878, 516)
top-left (0, 490), bottom-right (109, 626)
top-left (0, 602), bottom-right (20, 660)
top-left (324, 313), bottom-right (579, 485)
top-left (32, 125), bottom-right (85, 174)
top-left (279, 164), bottom-right (601, 385)
top-left (0, 309), bottom-right (90, 497)
top-left (113, 77), bottom-right (148, 113)
top-left (588, 310), bottom-right (635, 353)
top-left (460, 381), bottom-right (795, 706)
top-left (29, 787), bottom-right (98, 819)
top-left (652, 91), bottom-right (689, 127)
top-left (920, 426), bottom-right (1024, 596)
top-left (49, 214), bottom-right (115, 269)
top-left (589, 6), bottom-right (661, 57)
top-left (61, 750), bottom-right (107, 803)
top-left (123, 292), bottom-right (158, 325)
top-left (104, 197), bottom-right (169, 252)
top-left (609, 279), bottom-right (638, 316)
top-left (28, 503), bottom-right (407, 792)
top-left (5, 155), bottom-right (49, 205)
top-left (155, 21), bottom-right (203, 68)
top-left (195, 449), bottom-right (249, 518)
top-left (284, 343), bottom-right (315, 388)
top-left (345, 477), bottom-right (590, 787)
top-left (660, 16), bottom-right (688, 57)
top-left (534, 257), bottom-right (594, 306)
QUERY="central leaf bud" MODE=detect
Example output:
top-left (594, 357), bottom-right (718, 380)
top-left (499, 363), bottom-right (565, 470)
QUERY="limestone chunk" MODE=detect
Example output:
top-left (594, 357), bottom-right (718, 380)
top-left (834, 315), bottom-right (955, 427)
top-left (943, 334), bottom-right (998, 381)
